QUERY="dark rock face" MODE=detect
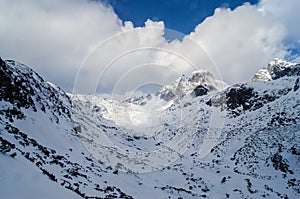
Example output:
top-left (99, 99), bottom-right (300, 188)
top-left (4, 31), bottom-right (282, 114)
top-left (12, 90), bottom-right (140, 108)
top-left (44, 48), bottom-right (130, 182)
top-left (0, 57), bottom-right (72, 123)
top-left (294, 78), bottom-right (300, 91)
top-left (272, 64), bottom-right (300, 80)
top-left (291, 145), bottom-right (300, 156)
top-left (226, 85), bottom-right (254, 110)
top-left (193, 85), bottom-right (209, 97)
top-left (225, 82), bottom-right (293, 116)
top-left (271, 152), bottom-right (292, 174)
top-left (0, 58), bottom-right (36, 110)
top-left (268, 111), bottom-right (297, 126)
top-left (159, 90), bottom-right (176, 101)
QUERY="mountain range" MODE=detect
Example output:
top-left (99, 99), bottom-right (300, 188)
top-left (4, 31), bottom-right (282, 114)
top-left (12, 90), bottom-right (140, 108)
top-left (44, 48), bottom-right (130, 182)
top-left (0, 56), bottom-right (299, 199)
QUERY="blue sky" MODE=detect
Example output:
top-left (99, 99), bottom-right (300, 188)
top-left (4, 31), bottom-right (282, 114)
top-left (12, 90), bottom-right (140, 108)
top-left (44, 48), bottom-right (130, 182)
top-left (105, 0), bottom-right (259, 34)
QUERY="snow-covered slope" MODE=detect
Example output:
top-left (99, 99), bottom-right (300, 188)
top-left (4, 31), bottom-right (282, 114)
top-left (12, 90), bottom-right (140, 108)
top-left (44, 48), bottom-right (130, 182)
top-left (0, 58), bottom-right (134, 198)
top-left (1, 56), bottom-right (300, 198)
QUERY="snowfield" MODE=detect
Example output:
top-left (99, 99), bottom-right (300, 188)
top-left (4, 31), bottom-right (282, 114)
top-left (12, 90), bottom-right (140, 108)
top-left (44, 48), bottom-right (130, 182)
top-left (0, 57), bottom-right (299, 198)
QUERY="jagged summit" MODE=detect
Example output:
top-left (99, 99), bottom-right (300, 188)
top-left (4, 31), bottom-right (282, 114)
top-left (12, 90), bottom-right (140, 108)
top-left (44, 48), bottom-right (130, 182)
top-left (157, 69), bottom-right (227, 101)
top-left (124, 69), bottom-right (227, 106)
top-left (251, 58), bottom-right (300, 82)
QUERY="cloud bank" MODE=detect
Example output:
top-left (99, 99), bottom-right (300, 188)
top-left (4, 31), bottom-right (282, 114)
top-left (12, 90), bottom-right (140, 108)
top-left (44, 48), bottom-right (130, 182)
top-left (0, 0), bottom-right (299, 94)
top-left (0, 0), bottom-right (121, 91)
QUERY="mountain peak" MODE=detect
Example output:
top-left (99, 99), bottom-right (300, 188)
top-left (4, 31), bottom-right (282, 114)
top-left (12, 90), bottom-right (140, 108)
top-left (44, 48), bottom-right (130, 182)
top-left (157, 69), bottom-right (227, 101)
top-left (251, 58), bottom-right (300, 82)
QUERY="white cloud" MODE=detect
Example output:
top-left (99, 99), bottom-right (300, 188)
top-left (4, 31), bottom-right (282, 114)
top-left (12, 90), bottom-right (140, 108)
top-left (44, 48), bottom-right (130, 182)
top-left (0, 0), bottom-right (299, 94)
top-left (0, 0), bottom-right (122, 91)
top-left (259, 0), bottom-right (300, 45)
top-left (188, 3), bottom-right (287, 83)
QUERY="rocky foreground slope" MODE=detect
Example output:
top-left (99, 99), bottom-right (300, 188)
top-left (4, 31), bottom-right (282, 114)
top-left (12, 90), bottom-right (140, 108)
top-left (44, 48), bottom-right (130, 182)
top-left (0, 57), bottom-right (299, 198)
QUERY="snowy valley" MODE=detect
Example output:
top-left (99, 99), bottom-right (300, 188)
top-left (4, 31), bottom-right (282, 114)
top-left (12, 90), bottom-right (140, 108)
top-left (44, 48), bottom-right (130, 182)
top-left (0, 57), bottom-right (300, 199)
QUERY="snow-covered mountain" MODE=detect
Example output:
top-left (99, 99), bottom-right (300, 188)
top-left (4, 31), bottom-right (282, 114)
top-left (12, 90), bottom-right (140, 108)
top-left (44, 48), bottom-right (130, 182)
top-left (251, 58), bottom-right (300, 82)
top-left (1, 56), bottom-right (299, 198)
top-left (156, 70), bottom-right (227, 101)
